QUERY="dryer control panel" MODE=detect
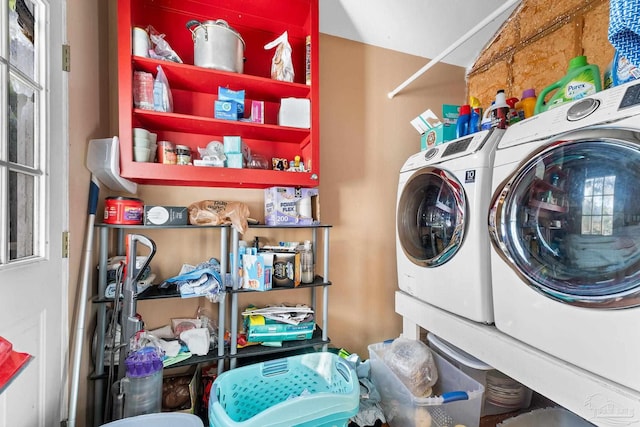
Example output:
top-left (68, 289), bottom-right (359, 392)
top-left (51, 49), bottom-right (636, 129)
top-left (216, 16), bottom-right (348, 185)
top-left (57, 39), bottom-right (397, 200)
top-left (619, 82), bottom-right (640, 110)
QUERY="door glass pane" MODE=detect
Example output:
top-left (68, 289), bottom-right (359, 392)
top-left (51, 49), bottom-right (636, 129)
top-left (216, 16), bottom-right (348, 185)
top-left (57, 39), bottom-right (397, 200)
top-left (397, 169), bottom-right (465, 266)
top-left (9, 171), bottom-right (35, 260)
top-left (9, 74), bottom-right (36, 167)
top-left (9, 0), bottom-right (35, 80)
top-left (497, 140), bottom-right (640, 300)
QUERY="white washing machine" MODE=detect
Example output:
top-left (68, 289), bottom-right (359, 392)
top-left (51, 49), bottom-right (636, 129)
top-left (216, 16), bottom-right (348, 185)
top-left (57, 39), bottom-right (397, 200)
top-left (489, 80), bottom-right (640, 392)
top-left (396, 128), bottom-right (504, 323)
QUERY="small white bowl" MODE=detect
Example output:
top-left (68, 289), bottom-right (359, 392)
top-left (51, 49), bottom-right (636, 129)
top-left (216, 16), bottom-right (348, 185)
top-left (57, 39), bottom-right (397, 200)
top-left (133, 136), bottom-right (150, 148)
top-left (148, 144), bottom-right (157, 162)
top-left (133, 127), bottom-right (150, 139)
top-left (133, 146), bottom-right (150, 162)
top-left (149, 133), bottom-right (158, 145)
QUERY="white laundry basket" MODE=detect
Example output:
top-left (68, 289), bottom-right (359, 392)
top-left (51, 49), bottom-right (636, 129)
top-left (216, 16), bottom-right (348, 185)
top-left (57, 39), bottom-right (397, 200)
top-left (101, 413), bottom-right (204, 427)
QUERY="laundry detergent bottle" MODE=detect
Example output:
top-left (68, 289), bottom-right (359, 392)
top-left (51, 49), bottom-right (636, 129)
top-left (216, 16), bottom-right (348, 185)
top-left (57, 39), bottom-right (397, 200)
top-left (482, 89), bottom-right (510, 129)
top-left (456, 104), bottom-right (471, 138)
top-left (534, 55), bottom-right (601, 115)
top-left (469, 96), bottom-right (482, 134)
top-left (515, 88), bottom-right (537, 119)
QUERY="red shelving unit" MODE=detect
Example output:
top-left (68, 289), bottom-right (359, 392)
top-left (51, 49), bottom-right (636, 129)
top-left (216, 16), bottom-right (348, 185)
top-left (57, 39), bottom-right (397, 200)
top-left (117, 0), bottom-right (319, 188)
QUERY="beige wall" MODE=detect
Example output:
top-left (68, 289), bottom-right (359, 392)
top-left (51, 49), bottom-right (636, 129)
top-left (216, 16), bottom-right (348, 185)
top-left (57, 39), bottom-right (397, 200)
top-left (67, 0), bottom-right (112, 425)
top-left (68, 12), bottom-right (468, 423)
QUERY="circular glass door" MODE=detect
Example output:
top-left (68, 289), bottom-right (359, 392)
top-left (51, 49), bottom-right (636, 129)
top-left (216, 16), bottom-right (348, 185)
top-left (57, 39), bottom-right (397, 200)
top-left (397, 167), bottom-right (466, 267)
top-left (490, 129), bottom-right (640, 308)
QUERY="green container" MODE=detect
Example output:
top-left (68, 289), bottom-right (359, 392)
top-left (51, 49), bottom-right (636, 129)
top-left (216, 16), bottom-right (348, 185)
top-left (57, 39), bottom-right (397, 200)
top-left (534, 56), bottom-right (601, 115)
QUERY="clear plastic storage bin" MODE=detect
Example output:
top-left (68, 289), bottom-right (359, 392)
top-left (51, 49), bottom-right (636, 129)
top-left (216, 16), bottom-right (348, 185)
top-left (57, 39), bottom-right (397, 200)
top-left (208, 352), bottom-right (359, 427)
top-left (101, 413), bottom-right (204, 426)
top-left (369, 340), bottom-right (485, 427)
top-left (427, 333), bottom-right (533, 416)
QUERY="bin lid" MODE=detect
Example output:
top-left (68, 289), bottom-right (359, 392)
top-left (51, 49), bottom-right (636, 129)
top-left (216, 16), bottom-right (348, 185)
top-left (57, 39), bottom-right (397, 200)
top-left (427, 333), bottom-right (493, 371)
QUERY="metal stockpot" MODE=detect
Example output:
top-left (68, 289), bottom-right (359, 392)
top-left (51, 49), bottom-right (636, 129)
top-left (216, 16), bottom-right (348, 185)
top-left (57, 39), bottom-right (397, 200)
top-left (186, 19), bottom-right (245, 73)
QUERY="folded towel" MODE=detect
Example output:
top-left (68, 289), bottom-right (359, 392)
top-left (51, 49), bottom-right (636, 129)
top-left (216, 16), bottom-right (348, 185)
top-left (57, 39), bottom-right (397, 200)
top-left (609, 0), bottom-right (640, 68)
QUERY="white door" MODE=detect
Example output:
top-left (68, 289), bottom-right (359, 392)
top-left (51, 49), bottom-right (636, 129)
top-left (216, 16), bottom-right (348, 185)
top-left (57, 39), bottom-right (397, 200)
top-left (0, 0), bottom-right (68, 426)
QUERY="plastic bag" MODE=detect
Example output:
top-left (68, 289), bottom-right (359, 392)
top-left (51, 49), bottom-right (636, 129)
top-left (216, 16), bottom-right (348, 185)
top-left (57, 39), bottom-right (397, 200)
top-left (187, 200), bottom-right (250, 234)
top-left (153, 65), bottom-right (173, 113)
top-left (382, 337), bottom-right (438, 397)
top-left (147, 25), bottom-right (183, 63)
top-left (264, 31), bottom-right (294, 82)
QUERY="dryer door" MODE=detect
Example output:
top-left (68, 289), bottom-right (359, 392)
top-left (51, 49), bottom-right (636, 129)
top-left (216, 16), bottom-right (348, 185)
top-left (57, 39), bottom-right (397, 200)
top-left (490, 128), bottom-right (640, 308)
top-left (397, 166), bottom-right (466, 267)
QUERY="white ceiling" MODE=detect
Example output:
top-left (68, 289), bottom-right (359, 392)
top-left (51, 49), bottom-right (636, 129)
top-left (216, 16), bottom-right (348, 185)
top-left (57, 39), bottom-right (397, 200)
top-left (319, 0), bottom-right (520, 70)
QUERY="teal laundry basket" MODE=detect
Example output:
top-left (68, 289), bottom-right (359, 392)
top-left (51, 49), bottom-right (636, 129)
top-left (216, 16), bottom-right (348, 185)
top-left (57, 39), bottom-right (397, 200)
top-left (208, 352), bottom-right (359, 427)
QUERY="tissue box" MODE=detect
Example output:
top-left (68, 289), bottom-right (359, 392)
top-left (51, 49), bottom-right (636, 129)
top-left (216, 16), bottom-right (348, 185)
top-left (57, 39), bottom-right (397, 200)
top-left (144, 205), bottom-right (188, 226)
top-left (265, 186), bottom-right (319, 226)
top-left (214, 100), bottom-right (238, 120)
top-left (218, 87), bottom-right (245, 117)
top-left (279, 97), bottom-right (311, 128)
top-left (242, 251), bottom-right (273, 291)
top-left (223, 136), bottom-right (242, 154)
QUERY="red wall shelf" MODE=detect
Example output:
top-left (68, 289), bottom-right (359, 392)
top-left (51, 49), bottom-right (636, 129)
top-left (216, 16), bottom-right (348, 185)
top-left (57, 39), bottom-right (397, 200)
top-left (117, 0), bottom-right (320, 188)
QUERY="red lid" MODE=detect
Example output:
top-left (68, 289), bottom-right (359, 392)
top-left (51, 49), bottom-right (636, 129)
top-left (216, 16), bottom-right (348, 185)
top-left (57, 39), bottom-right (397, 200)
top-left (459, 104), bottom-right (471, 115)
top-left (506, 97), bottom-right (519, 108)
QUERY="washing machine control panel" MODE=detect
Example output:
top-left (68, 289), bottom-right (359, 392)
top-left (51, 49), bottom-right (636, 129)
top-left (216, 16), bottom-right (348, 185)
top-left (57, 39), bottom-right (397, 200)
top-left (619, 82), bottom-right (640, 110)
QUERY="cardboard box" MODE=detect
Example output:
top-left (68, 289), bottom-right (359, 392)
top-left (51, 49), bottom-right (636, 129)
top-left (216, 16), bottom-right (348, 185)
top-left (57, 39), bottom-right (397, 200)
top-left (270, 250), bottom-right (301, 288)
top-left (242, 250), bottom-right (273, 291)
top-left (144, 205), bottom-right (189, 226)
top-left (162, 366), bottom-right (199, 414)
top-left (413, 105), bottom-right (460, 151)
top-left (441, 104), bottom-right (461, 142)
top-left (218, 86), bottom-right (245, 117)
top-left (245, 315), bottom-right (315, 342)
top-left (214, 100), bottom-right (238, 120)
top-left (264, 186), bottom-right (319, 226)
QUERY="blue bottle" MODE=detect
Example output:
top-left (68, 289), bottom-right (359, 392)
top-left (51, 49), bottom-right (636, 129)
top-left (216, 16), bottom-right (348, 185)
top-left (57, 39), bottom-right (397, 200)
top-left (456, 104), bottom-right (471, 138)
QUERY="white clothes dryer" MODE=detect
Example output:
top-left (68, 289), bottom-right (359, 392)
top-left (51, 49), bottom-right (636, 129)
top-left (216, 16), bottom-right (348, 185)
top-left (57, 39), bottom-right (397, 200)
top-left (397, 129), bottom-right (504, 323)
top-left (489, 80), bottom-right (640, 392)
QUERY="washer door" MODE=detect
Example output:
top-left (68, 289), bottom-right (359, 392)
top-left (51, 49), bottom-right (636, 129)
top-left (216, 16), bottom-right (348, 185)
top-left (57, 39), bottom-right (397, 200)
top-left (490, 128), bottom-right (640, 308)
top-left (398, 167), bottom-right (466, 267)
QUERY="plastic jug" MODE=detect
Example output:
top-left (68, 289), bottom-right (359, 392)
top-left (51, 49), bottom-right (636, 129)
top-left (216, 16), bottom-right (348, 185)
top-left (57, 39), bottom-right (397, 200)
top-left (482, 89), bottom-right (510, 130)
top-left (469, 96), bottom-right (482, 134)
top-left (456, 104), bottom-right (471, 138)
top-left (121, 347), bottom-right (164, 418)
top-left (515, 88), bottom-right (537, 119)
top-left (534, 56), bottom-right (601, 115)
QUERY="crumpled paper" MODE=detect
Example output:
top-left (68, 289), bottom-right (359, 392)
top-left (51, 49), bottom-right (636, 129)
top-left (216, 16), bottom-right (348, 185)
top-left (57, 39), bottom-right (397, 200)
top-left (188, 200), bottom-right (250, 234)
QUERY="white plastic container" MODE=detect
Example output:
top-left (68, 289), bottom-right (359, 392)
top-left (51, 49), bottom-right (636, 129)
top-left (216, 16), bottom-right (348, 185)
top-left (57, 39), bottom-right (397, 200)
top-left (101, 412), bottom-right (203, 426)
top-left (427, 333), bottom-right (533, 416)
top-left (368, 341), bottom-right (484, 427)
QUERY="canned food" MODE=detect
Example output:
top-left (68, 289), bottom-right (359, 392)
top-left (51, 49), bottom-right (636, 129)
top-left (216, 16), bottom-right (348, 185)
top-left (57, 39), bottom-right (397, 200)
top-left (104, 197), bottom-right (144, 225)
top-left (176, 145), bottom-right (192, 165)
top-left (157, 141), bottom-right (176, 165)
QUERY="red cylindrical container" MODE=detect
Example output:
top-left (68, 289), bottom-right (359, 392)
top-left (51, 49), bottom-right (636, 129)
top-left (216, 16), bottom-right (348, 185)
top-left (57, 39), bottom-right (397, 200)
top-left (103, 197), bottom-right (144, 225)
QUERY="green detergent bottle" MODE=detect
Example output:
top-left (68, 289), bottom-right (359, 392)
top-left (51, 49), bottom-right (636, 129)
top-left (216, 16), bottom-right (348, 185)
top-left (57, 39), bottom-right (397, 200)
top-left (534, 55), bottom-right (601, 115)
